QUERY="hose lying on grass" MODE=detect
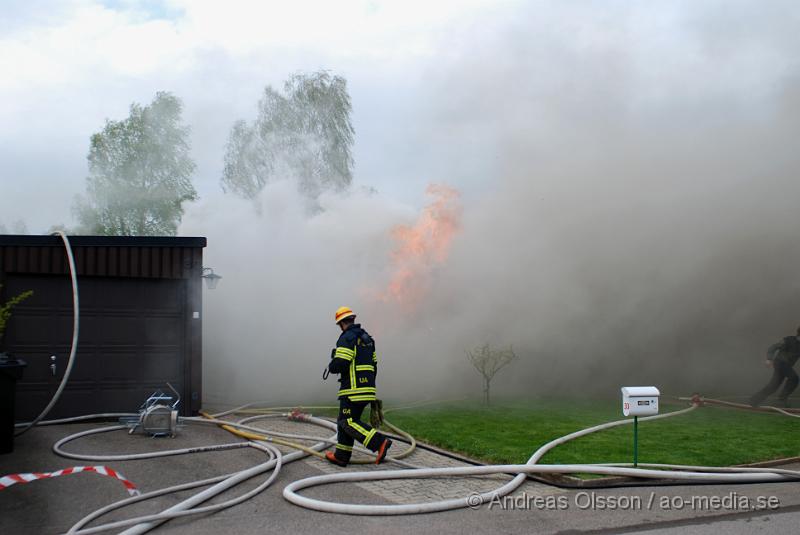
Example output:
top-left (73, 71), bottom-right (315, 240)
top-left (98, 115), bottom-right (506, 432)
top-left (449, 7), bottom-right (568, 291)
top-left (22, 234), bottom-right (795, 525)
top-left (678, 395), bottom-right (800, 419)
top-left (33, 398), bottom-right (798, 533)
top-left (281, 403), bottom-right (800, 515)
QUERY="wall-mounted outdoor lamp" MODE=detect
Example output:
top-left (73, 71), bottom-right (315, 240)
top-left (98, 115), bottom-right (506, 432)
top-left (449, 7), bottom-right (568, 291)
top-left (201, 267), bottom-right (222, 290)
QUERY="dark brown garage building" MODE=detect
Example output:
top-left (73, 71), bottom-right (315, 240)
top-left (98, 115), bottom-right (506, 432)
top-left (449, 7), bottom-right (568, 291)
top-left (0, 235), bottom-right (206, 419)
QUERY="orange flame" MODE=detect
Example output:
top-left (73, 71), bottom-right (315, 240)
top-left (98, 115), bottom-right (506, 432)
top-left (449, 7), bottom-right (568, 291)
top-left (380, 183), bottom-right (461, 311)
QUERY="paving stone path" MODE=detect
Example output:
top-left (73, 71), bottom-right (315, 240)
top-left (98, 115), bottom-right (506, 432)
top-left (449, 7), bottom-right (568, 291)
top-left (237, 414), bottom-right (567, 505)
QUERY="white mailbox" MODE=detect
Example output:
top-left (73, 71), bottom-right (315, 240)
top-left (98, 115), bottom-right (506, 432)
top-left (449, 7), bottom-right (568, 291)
top-left (621, 386), bottom-right (660, 417)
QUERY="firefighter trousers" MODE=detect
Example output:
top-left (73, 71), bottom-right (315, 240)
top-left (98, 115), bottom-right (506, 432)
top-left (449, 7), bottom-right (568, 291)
top-left (333, 398), bottom-right (386, 462)
top-left (751, 356), bottom-right (799, 406)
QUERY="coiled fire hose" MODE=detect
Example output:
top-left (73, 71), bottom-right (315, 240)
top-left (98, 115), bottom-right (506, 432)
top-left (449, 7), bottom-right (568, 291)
top-left (10, 233), bottom-right (798, 529)
top-left (16, 398), bottom-right (794, 534)
top-left (281, 403), bottom-right (800, 515)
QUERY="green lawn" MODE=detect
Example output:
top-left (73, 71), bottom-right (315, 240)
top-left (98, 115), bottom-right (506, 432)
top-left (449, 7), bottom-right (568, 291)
top-left (383, 400), bottom-right (800, 468)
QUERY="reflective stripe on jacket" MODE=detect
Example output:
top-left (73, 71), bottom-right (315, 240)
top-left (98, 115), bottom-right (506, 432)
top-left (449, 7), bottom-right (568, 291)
top-left (328, 323), bottom-right (378, 400)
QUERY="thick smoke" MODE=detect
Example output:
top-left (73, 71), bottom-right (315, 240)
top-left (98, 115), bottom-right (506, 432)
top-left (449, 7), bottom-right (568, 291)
top-left (416, 1), bottom-right (800, 399)
top-left (182, 1), bottom-right (800, 406)
top-left (180, 181), bottom-right (420, 405)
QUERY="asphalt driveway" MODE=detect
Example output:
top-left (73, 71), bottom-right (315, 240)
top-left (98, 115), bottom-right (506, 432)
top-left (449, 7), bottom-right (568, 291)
top-left (1, 419), bottom-right (798, 535)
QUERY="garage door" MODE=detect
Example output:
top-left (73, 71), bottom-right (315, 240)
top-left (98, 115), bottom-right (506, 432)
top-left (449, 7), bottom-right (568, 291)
top-left (4, 274), bottom-right (187, 420)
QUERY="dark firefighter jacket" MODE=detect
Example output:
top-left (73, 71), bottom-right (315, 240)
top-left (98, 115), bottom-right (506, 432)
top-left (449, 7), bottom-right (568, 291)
top-left (328, 323), bottom-right (378, 401)
top-left (767, 336), bottom-right (800, 367)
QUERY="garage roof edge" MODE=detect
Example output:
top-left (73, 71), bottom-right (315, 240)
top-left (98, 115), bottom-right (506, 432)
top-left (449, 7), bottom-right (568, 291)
top-left (0, 235), bottom-right (207, 248)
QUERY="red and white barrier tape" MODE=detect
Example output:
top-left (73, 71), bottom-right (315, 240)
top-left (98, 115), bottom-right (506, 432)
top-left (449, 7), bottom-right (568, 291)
top-left (0, 465), bottom-right (140, 496)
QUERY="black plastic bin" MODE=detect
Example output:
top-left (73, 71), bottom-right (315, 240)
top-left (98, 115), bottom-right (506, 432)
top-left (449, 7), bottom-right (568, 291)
top-left (0, 354), bottom-right (27, 454)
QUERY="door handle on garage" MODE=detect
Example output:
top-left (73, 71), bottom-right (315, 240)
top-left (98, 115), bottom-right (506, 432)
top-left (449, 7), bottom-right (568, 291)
top-left (50, 355), bottom-right (57, 376)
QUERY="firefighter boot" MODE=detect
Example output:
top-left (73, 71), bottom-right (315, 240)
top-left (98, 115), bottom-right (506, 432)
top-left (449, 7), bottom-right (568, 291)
top-left (326, 451), bottom-right (348, 467)
top-left (375, 438), bottom-right (392, 464)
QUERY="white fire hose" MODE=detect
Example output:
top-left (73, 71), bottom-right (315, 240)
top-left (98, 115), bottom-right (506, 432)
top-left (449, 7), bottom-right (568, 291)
top-left (15, 231), bottom-right (79, 436)
top-left (44, 401), bottom-right (798, 535)
top-left (282, 403), bottom-right (800, 515)
top-left (9, 234), bottom-right (799, 531)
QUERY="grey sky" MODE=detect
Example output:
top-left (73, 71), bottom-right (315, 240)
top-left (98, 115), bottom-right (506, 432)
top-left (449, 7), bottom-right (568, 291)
top-left (2, 1), bottom-right (796, 231)
top-left (0, 0), bottom-right (500, 230)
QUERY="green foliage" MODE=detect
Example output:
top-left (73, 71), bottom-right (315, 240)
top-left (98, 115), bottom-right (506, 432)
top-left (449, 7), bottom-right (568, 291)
top-left (74, 91), bottom-right (197, 236)
top-left (0, 219), bottom-right (29, 234)
top-left (387, 401), bottom-right (800, 468)
top-left (0, 285), bottom-right (33, 343)
top-left (221, 71), bottom-right (354, 202)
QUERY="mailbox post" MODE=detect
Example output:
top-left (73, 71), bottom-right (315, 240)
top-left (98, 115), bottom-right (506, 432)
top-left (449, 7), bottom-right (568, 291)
top-left (621, 386), bottom-right (660, 467)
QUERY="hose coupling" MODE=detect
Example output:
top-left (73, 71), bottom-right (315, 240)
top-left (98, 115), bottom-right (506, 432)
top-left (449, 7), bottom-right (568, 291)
top-left (288, 409), bottom-right (310, 422)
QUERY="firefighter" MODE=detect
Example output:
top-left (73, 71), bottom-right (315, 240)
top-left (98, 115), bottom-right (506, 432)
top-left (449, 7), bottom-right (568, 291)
top-left (324, 306), bottom-right (392, 466)
top-left (750, 326), bottom-right (800, 408)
